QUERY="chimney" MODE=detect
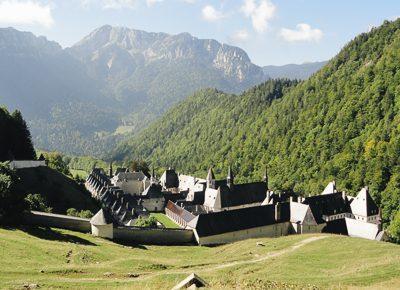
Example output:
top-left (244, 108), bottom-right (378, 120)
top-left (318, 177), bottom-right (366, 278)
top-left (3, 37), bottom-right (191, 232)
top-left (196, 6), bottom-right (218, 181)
top-left (266, 190), bottom-right (271, 203)
top-left (275, 202), bottom-right (281, 221)
top-left (298, 196), bottom-right (303, 203)
top-left (342, 191), bottom-right (346, 200)
top-left (290, 196), bottom-right (293, 203)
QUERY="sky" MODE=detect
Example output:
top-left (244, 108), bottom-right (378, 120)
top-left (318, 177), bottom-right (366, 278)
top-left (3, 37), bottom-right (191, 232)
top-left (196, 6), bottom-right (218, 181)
top-left (0, 0), bottom-right (398, 66)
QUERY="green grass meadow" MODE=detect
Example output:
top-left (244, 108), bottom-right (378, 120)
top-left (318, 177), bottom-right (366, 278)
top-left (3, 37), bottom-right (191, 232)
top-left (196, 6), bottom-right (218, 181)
top-left (0, 227), bottom-right (399, 289)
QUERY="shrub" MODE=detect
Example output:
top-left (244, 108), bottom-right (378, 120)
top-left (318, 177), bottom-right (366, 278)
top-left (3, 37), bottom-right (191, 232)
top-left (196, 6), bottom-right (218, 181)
top-left (134, 216), bottom-right (158, 228)
top-left (24, 194), bottom-right (52, 213)
top-left (67, 208), bottom-right (93, 219)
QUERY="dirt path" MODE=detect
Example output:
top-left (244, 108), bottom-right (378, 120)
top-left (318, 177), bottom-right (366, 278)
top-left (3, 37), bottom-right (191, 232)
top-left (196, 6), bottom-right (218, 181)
top-left (134, 235), bottom-right (328, 280)
top-left (208, 235), bottom-right (327, 271)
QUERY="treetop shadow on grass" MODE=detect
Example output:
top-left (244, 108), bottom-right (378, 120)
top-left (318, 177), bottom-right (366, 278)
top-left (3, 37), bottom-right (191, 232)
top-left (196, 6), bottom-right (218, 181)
top-left (19, 226), bottom-right (97, 246)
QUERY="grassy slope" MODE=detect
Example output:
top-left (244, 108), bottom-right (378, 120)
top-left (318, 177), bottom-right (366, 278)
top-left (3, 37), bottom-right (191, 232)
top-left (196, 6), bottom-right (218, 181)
top-left (0, 227), bottom-right (399, 289)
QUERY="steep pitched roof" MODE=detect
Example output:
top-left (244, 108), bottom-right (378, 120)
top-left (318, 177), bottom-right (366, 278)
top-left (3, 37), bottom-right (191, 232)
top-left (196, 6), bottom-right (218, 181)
top-left (161, 169), bottom-right (179, 188)
top-left (172, 273), bottom-right (208, 290)
top-left (303, 192), bottom-right (351, 224)
top-left (321, 181), bottom-right (337, 195)
top-left (90, 209), bottom-right (113, 226)
top-left (189, 203), bottom-right (290, 237)
top-left (219, 182), bottom-right (267, 208)
top-left (166, 201), bottom-right (196, 223)
top-left (350, 187), bottom-right (379, 217)
top-left (141, 183), bottom-right (164, 198)
top-left (290, 202), bottom-right (317, 225)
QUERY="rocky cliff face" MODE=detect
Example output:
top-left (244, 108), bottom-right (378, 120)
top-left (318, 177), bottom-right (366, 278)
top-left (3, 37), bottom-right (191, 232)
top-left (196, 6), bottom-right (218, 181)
top-left (70, 25), bottom-right (264, 84)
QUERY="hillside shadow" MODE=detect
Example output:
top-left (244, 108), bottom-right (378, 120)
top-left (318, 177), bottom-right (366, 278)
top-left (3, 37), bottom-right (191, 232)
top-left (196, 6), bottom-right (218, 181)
top-left (21, 226), bottom-right (97, 246)
top-left (112, 239), bottom-right (148, 250)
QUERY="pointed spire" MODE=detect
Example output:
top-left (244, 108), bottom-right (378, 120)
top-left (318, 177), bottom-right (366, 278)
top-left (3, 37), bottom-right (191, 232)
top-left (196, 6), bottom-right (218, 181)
top-left (263, 166), bottom-right (269, 190)
top-left (150, 167), bottom-right (156, 183)
top-left (207, 167), bottom-right (215, 180)
top-left (109, 162), bottom-right (113, 178)
top-left (227, 165), bottom-right (234, 189)
top-left (206, 167), bottom-right (215, 189)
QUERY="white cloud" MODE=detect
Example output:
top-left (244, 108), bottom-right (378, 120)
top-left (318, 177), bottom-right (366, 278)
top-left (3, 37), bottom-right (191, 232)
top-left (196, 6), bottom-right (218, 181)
top-left (280, 23), bottom-right (323, 42)
top-left (241, 0), bottom-right (275, 33)
top-left (146, 0), bottom-right (163, 7)
top-left (231, 29), bottom-right (249, 42)
top-left (202, 5), bottom-right (224, 22)
top-left (182, 0), bottom-right (195, 3)
top-left (102, 0), bottom-right (138, 9)
top-left (0, 0), bottom-right (54, 28)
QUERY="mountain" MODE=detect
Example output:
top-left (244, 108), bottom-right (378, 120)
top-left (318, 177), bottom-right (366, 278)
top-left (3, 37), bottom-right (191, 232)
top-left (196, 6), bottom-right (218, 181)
top-left (0, 27), bottom-right (119, 156)
top-left (263, 61), bottom-right (327, 80)
top-left (69, 25), bottom-right (266, 130)
top-left (114, 19), bottom-right (400, 228)
top-left (0, 26), bottom-right (267, 156)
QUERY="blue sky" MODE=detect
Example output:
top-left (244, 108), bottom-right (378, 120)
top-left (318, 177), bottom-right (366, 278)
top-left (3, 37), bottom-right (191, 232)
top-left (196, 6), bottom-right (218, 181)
top-left (0, 0), bottom-right (398, 65)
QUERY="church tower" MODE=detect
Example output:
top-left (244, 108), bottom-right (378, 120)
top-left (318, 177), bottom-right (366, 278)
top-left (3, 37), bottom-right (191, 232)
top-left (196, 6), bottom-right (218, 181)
top-left (206, 167), bottom-right (216, 189)
top-left (227, 166), bottom-right (234, 189)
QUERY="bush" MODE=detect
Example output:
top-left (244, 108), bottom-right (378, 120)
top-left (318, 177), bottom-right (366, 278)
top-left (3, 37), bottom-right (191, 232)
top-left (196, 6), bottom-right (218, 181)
top-left (0, 162), bottom-right (26, 223)
top-left (134, 216), bottom-right (158, 228)
top-left (67, 208), bottom-right (93, 219)
top-left (388, 211), bottom-right (400, 244)
top-left (42, 152), bottom-right (71, 176)
top-left (24, 194), bottom-right (52, 213)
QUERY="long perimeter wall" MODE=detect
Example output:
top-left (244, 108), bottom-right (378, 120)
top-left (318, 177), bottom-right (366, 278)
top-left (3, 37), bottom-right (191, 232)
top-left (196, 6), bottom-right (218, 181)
top-left (114, 226), bottom-right (195, 245)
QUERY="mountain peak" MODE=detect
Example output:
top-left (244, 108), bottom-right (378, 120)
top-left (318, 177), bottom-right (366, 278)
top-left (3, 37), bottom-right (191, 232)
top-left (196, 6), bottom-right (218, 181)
top-left (71, 25), bottom-right (264, 83)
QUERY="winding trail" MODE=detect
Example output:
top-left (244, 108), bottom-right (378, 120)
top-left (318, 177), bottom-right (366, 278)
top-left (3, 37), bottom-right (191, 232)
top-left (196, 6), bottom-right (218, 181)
top-left (136, 235), bottom-right (328, 280)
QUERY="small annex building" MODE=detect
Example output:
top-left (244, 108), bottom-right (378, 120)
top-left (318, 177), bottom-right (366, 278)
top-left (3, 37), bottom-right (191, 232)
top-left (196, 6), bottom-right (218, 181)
top-left (90, 209), bottom-right (114, 239)
top-left (172, 273), bottom-right (208, 289)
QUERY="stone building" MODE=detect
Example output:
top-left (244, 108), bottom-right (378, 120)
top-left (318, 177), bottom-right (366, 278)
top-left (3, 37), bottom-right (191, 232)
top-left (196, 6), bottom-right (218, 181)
top-left (188, 203), bottom-right (291, 245)
top-left (90, 209), bottom-right (114, 239)
top-left (160, 168), bottom-right (180, 193)
top-left (203, 167), bottom-right (272, 212)
top-left (166, 174), bottom-right (387, 245)
top-left (110, 171), bottom-right (149, 196)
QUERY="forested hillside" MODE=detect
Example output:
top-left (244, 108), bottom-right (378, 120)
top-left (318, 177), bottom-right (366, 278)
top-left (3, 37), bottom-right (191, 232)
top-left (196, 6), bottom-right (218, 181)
top-left (115, 19), bottom-right (400, 228)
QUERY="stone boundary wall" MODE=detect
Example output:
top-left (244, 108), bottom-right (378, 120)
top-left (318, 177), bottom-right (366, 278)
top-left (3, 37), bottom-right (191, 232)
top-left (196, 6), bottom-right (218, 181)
top-left (23, 211), bottom-right (91, 233)
top-left (9, 160), bottom-right (46, 169)
top-left (114, 226), bottom-right (195, 245)
top-left (23, 211), bottom-right (195, 245)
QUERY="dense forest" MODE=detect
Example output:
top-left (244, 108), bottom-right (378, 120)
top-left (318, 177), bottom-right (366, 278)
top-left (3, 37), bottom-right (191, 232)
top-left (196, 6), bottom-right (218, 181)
top-left (114, 19), bottom-right (400, 231)
top-left (0, 107), bottom-right (36, 161)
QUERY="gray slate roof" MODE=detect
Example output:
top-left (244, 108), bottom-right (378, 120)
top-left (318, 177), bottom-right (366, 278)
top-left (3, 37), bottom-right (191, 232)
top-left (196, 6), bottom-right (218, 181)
top-left (90, 209), bottom-right (113, 226)
top-left (218, 182), bottom-right (267, 208)
top-left (189, 203), bottom-right (290, 237)
top-left (303, 192), bottom-right (351, 224)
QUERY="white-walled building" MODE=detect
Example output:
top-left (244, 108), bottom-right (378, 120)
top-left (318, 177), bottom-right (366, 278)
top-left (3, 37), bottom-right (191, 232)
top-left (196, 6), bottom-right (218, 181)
top-left (203, 167), bottom-right (270, 212)
top-left (110, 171), bottom-right (149, 195)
